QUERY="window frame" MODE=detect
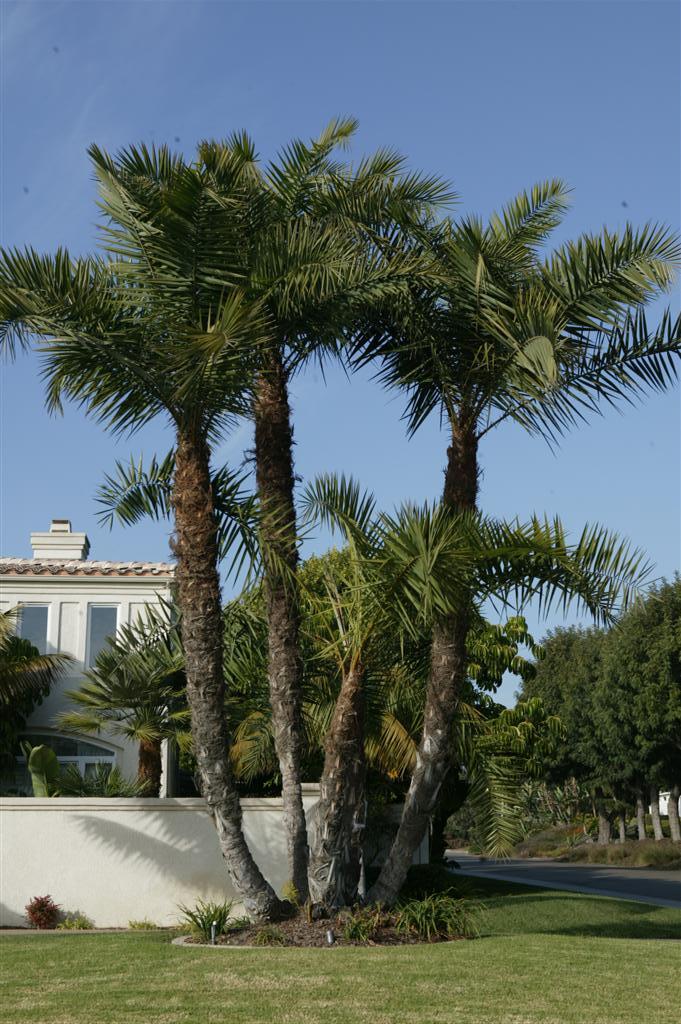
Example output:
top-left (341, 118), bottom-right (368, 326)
top-left (85, 603), bottom-right (120, 668)
top-left (18, 603), bottom-right (50, 654)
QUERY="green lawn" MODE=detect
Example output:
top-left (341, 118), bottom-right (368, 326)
top-left (1, 881), bottom-right (679, 1024)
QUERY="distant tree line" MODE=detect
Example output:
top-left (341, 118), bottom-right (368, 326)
top-left (520, 576), bottom-right (681, 843)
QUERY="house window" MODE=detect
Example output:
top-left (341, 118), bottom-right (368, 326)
top-left (18, 605), bottom-right (49, 654)
top-left (87, 605), bottom-right (118, 667)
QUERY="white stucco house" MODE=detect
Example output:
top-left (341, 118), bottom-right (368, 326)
top-left (0, 519), bottom-right (176, 794)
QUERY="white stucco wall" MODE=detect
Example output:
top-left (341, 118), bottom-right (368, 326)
top-left (0, 789), bottom-right (430, 928)
top-left (0, 788), bottom-right (321, 927)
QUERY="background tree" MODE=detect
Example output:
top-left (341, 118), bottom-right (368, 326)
top-left (602, 577), bottom-right (681, 841)
top-left (520, 626), bottom-right (619, 842)
top-left (354, 181), bottom-right (681, 901)
top-left (522, 580), bottom-right (681, 845)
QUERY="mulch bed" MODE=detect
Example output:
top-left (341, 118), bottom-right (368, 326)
top-left (184, 913), bottom-right (463, 947)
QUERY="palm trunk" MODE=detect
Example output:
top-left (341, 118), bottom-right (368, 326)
top-left (635, 788), bottom-right (647, 840)
top-left (308, 663), bottom-right (366, 909)
top-left (667, 784), bottom-right (681, 842)
top-left (173, 430), bottom-right (281, 920)
top-left (649, 784), bottom-right (664, 841)
top-left (368, 417), bottom-right (478, 906)
top-left (254, 350), bottom-right (309, 902)
top-left (137, 739), bottom-right (162, 796)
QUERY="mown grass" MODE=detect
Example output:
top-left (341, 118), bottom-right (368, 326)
top-left (1, 881), bottom-right (679, 1024)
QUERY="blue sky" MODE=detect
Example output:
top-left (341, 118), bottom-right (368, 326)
top-left (1, 0), bottom-right (679, 704)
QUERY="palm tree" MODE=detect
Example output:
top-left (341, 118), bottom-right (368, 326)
top-left (220, 471), bottom-right (650, 907)
top-left (230, 122), bottom-right (449, 898)
top-left (0, 143), bottom-right (284, 919)
top-left (93, 120), bottom-right (452, 899)
top-left (366, 688), bottom-right (565, 862)
top-left (56, 606), bottom-right (189, 796)
top-left (224, 588), bottom-right (560, 882)
top-left (0, 608), bottom-right (70, 776)
top-left (354, 182), bottom-right (681, 904)
top-left (0, 128), bottom-right (449, 911)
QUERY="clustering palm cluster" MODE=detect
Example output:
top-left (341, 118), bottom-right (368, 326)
top-left (1, 119), bottom-right (679, 920)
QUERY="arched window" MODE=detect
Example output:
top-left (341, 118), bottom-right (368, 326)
top-left (12, 733), bottom-right (116, 795)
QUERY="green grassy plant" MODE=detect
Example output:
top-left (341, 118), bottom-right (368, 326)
top-left (281, 881), bottom-right (301, 907)
top-left (177, 899), bottom-right (234, 941)
top-left (341, 905), bottom-right (386, 943)
top-left (57, 914), bottom-right (93, 930)
top-left (395, 891), bottom-right (480, 941)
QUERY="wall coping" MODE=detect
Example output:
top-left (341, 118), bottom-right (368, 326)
top-left (0, 786), bottom-right (319, 813)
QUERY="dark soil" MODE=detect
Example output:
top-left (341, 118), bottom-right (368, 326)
top-left (186, 912), bottom-right (464, 948)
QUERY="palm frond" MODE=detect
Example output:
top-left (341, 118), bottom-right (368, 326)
top-left (301, 473), bottom-right (378, 551)
top-left (489, 179), bottom-right (571, 256)
top-left (96, 452), bottom-right (261, 578)
top-left (0, 609), bottom-right (70, 702)
top-left (474, 514), bottom-right (652, 625)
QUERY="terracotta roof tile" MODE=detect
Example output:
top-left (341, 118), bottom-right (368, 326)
top-left (0, 558), bottom-right (175, 578)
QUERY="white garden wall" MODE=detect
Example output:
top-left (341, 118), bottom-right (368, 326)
top-left (0, 790), bottom-right (429, 928)
top-left (0, 788), bottom-right (320, 927)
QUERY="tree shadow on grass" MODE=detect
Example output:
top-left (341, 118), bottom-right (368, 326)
top-left (548, 920), bottom-right (681, 940)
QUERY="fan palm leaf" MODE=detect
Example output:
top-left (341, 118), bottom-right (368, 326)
top-left (0, 608), bottom-right (70, 702)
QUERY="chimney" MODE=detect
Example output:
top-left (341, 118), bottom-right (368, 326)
top-left (30, 520), bottom-right (91, 561)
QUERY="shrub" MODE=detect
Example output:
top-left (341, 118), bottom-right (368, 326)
top-left (25, 895), bottom-right (61, 930)
top-left (57, 913), bottom-right (93, 930)
top-left (342, 905), bottom-right (386, 944)
top-left (253, 924), bottom-right (287, 946)
top-left (562, 839), bottom-right (681, 870)
top-left (58, 763), bottom-right (148, 797)
top-left (514, 824), bottom-right (586, 859)
top-left (395, 891), bottom-right (480, 941)
top-left (128, 919), bottom-right (159, 930)
top-left (177, 899), bottom-right (235, 941)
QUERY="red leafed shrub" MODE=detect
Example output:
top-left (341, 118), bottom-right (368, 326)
top-left (25, 895), bottom-right (61, 929)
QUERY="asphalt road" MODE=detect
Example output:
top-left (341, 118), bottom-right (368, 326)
top-left (446, 851), bottom-right (681, 908)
